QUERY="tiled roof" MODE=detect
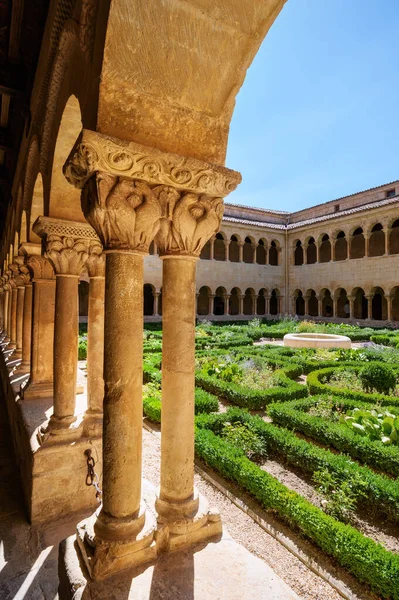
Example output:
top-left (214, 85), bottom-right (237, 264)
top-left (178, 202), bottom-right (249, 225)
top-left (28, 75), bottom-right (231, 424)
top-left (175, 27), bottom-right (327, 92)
top-left (225, 202), bottom-right (289, 215)
top-left (222, 195), bottom-right (399, 232)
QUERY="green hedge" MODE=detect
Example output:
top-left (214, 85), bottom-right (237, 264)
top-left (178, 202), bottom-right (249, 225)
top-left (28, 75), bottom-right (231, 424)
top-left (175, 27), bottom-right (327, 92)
top-left (195, 366), bottom-right (307, 410)
top-left (197, 408), bottom-right (399, 522)
top-left (268, 397), bottom-right (399, 477)
top-left (371, 333), bottom-right (399, 347)
top-left (143, 387), bottom-right (218, 423)
top-left (307, 365), bottom-right (399, 406)
top-left (194, 427), bottom-right (399, 599)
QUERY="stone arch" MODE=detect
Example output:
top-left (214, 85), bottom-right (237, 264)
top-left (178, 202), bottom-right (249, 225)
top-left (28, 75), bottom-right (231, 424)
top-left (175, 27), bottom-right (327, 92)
top-left (197, 286), bottom-right (212, 316)
top-left (368, 223), bottom-right (385, 257)
top-left (320, 288), bottom-right (333, 317)
top-left (334, 231), bottom-right (347, 261)
top-left (294, 289), bottom-right (305, 316)
top-left (229, 287), bottom-right (241, 316)
top-left (350, 227), bottom-right (365, 259)
top-left (269, 240), bottom-right (279, 266)
top-left (294, 240), bottom-right (303, 266)
top-left (49, 94), bottom-right (84, 221)
top-left (318, 234), bottom-right (331, 263)
top-left (371, 286), bottom-right (387, 320)
top-left (243, 287), bottom-right (255, 315)
top-left (352, 287), bottom-right (367, 320)
top-left (306, 289), bottom-right (318, 317)
top-left (389, 219), bottom-right (399, 255)
top-left (256, 238), bottom-right (267, 265)
top-left (256, 287), bottom-right (267, 315)
top-left (305, 237), bottom-right (317, 265)
top-left (144, 284), bottom-right (155, 316)
top-left (229, 234), bottom-right (241, 262)
top-left (243, 236), bottom-right (254, 264)
top-left (214, 232), bottom-right (227, 261)
top-left (335, 288), bottom-right (349, 318)
top-left (29, 173), bottom-right (45, 243)
top-left (214, 286), bottom-right (226, 316)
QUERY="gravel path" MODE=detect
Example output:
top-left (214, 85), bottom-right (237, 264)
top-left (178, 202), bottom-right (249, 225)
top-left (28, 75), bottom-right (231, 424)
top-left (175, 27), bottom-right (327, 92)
top-left (142, 427), bottom-right (347, 600)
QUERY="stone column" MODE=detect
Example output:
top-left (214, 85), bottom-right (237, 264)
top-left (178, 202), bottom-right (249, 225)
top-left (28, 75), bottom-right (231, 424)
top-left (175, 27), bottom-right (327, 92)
top-left (238, 241), bottom-right (244, 262)
top-left (251, 244), bottom-right (256, 263)
top-left (332, 297), bottom-right (338, 318)
top-left (365, 234), bottom-right (370, 257)
top-left (238, 294), bottom-right (245, 315)
top-left (84, 250), bottom-right (105, 437)
top-left (209, 235), bottom-right (215, 260)
top-left (251, 294), bottom-right (257, 315)
top-left (33, 217), bottom-right (101, 440)
top-left (153, 291), bottom-right (160, 315)
top-left (387, 295), bottom-right (393, 321)
top-left (14, 281), bottom-right (25, 359)
top-left (317, 296), bottom-right (322, 317)
top-left (18, 280), bottom-right (33, 374)
top-left (223, 294), bottom-right (230, 315)
top-left (304, 295), bottom-right (310, 317)
top-left (3, 285), bottom-right (10, 342)
top-left (385, 229), bottom-right (391, 255)
top-left (366, 295), bottom-right (373, 320)
top-left (0, 287), bottom-right (4, 332)
top-left (316, 243), bottom-right (320, 263)
top-left (208, 293), bottom-right (215, 316)
top-left (265, 294), bottom-right (270, 315)
top-left (22, 255), bottom-right (55, 400)
top-left (331, 239), bottom-right (336, 261)
top-left (348, 296), bottom-right (355, 320)
top-left (9, 279), bottom-right (18, 350)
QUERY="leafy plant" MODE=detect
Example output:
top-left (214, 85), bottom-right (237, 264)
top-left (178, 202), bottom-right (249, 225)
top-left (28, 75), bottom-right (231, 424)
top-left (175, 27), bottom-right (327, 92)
top-left (313, 468), bottom-right (367, 523)
top-left (360, 363), bottom-right (396, 395)
top-left (248, 317), bottom-right (261, 328)
top-left (341, 407), bottom-right (399, 446)
top-left (78, 335), bottom-right (87, 360)
top-left (222, 421), bottom-right (267, 462)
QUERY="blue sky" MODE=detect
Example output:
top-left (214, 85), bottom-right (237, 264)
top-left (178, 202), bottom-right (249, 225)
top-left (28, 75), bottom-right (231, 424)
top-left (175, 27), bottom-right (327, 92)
top-left (226, 0), bottom-right (399, 212)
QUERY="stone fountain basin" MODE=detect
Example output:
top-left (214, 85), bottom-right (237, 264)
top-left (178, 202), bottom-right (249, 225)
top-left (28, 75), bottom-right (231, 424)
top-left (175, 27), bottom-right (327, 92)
top-left (283, 332), bottom-right (351, 349)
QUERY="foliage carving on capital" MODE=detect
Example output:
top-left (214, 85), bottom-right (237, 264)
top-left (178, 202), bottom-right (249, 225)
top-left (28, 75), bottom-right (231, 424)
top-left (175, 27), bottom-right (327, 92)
top-left (26, 256), bottom-right (56, 281)
top-left (81, 174), bottom-right (162, 252)
top-left (85, 240), bottom-right (105, 277)
top-left (44, 235), bottom-right (92, 276)
top-left (154, 186), bottom-right (224, 257)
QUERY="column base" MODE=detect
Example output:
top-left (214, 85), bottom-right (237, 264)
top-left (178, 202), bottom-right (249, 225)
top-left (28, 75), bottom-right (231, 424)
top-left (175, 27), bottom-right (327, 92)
top-left (13, 360), bottom-right (30, 375)
top-left (156, 489), bottom-right (222, 553)
top-left (21, 378), bottom-right (53, 399)
top-left (38, 414), bottom-right (83, 445)
top-left (83, 410), bottom-right (103, 437)
top-left (76, 501), bottom-right (157, 580)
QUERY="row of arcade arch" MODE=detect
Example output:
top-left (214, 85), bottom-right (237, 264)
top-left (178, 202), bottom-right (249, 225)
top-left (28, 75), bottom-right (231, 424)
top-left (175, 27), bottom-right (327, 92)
top-left (294, 221), bottom-right (399, 265)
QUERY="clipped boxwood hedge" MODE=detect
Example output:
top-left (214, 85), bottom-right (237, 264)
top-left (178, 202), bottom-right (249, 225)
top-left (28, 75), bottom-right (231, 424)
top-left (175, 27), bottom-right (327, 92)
top-left (143, 387), bottom-right (218, 423)
top-left (197, 408), bottom-right (399, 522)
top-left (195, 365), bottom-right (307, 410)
top-left (307, 365), bottom-right (399, 406)
top-left (194, 427), bottom-right (399, 600)
top-left (268, 397), bottom-right (399, 477)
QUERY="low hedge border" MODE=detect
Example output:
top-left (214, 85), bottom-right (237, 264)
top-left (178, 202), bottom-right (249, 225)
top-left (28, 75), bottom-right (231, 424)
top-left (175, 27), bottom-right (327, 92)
top-left (196, 408), bottom-right (399, 522)
top-left (268, 397), bottom-right (399, 477)
top-left (307, 365), bottom-right (399, 406)
top-left (194, 427), bottom-right (399, 600)
top-left (143, 387), bottom-right (219, 423)
top-left (195, 365), bottom-right (307, 410)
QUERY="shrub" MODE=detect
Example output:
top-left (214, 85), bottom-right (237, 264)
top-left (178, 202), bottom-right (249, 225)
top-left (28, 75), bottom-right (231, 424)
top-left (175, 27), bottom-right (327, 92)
top-left (78, 335), bottom-right (87, 360)
top-left (313, 468), bottom-right (367, 523)
top-left (222, 421), bottom-right (267, 462)
top-left (360, 363), bottom-right (396, 395)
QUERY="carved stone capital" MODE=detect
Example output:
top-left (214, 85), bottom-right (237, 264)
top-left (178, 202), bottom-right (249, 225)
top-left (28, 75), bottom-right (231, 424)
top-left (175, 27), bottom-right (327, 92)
top-left (64, 129), bottom-right (241, 198)
top-left (154, 186), bottom-right (224, 257)
top-left (33, 216), bottom-right (101, 276)
top-left (81, 174), bottom-right (162, 253)
top-left (86, 240), bottom-right (105, 277)
top-left (26, 256), bottom-right (55, 281)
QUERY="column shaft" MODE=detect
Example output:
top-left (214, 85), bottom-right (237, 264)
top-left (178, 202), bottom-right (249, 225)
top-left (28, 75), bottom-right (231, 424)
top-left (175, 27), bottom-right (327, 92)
top-left (10, 287), bottom-right (17, 348)
top-left (86, 276), bottom-right (105, 419)
top-left (159, 257), bottom-right (196, 509)
top-left (15, 286), bottom-right (25, 357)
top-left (101, 252), bottom-right (144, 520)
top-left (0, 291), bottom-right (4, 331)
top-left (20, 284), bottom-right (32, 372)
top-left (50, 275), bottom-right (79, 428)
top-left (3, 290), bottom-right (10, 340)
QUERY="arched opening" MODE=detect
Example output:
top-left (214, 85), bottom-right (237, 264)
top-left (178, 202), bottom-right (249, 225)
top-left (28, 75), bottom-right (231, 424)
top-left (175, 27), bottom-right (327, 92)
top-left (229, 235), bottom-right (240, 262)
top-left (256, 239), bottom-right (266, 265)
top-left (197, 286), bottom-right (211, 315)
top-left (334, 231), bottom-right (347, 261)
top-left (306, 237), bottom-right (317, 264)
top-left (295, 290), bottom-right (305, 316)
top-left (350, 227), bottom-right (365, 259)
top-left (214, 286), bottom-right (226, 316)
top-left (353, 287), bottom-right (367, 320)
top-left (257, 288), bottom-right (267, 315)
top-left (144, 284), bottom-right (155, 316)
top-left (29, 173), bottom-right (44, 243)
top-left (200, 239), bottom-right (211, 260)
top-left (243, 288), bottom-right (254, 315)
top-left (336, 288), bottom-right (349, 318)
top-left (270, 289), bottom-right (279, 315)
top-left (269, 240), bottom-right (278, 265)
top-left (307, 289), bottom-right (318, 316)
top-left (243, 237), bottom-right (254, 263)
top-left (319, 234), bottom-right (331, 263)
top-left (148, 241), bottom-right (156, 255)
top-left (229, 288), bottom-right (241, 316)
top-left (371, 287), bottom-right (387, 320)
top-left (321, 289), bottom-right (333, 317)
top-left (214, 232), bottom-right (226, 261)
top-left (389, 220), bottom-right (399, 255)
top-left (391, 287), bottom-right (399, 321)
top-left (50, 95), bottom-right (84, 221)
top-left (78, 280), bottom-right (89, 318)
top-left (369, 223), bottom-right (385, 257)
top-left (294, 240), bottom-right (303, 266)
